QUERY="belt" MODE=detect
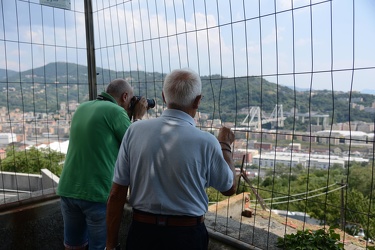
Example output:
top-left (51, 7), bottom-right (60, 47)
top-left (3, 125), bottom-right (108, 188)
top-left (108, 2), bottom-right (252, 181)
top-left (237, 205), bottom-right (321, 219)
top-left (132, 209), bottom-right (204, 227)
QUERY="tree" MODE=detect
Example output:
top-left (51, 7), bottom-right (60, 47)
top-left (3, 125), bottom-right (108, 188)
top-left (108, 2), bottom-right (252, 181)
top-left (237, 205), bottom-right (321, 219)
top-left (347, 164), bottom-right (375, 198)
top-left (1, 146), bottom-right (64, 176)
top-left (345, 190), bottom-right (375, 239)
top-left (256, 165), bottom-right (375, 239)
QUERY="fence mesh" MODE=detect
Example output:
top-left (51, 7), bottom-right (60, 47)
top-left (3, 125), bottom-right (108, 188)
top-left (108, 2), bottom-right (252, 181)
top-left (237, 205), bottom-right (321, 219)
top-left (0, 0), bottom-right (374, 248)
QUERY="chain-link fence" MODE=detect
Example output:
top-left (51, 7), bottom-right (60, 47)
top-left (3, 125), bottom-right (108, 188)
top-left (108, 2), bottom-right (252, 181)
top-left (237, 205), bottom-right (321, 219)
top-left (0, 0), bottom-right (374, 248)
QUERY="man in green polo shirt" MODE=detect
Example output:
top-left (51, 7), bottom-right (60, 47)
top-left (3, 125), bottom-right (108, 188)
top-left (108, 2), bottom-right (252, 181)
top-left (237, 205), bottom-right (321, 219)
top-left (57, 79), bottom-right (147, 250)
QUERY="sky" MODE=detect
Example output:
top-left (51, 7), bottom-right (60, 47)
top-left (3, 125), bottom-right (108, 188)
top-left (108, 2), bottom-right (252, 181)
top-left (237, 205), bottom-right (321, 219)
top-left (0, 0), bottom-right (374, 93)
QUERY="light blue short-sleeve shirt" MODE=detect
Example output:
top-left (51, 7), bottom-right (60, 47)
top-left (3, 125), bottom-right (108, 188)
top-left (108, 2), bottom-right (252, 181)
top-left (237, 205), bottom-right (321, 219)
top-left (113, 109), bottom-right (233, 216)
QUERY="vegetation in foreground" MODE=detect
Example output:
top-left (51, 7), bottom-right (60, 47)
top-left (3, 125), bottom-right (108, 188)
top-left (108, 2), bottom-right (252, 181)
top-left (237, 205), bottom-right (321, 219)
top-left (276, 227), bottom-right (344, 250)
top-left (1, 146), bottom-right (64, 176)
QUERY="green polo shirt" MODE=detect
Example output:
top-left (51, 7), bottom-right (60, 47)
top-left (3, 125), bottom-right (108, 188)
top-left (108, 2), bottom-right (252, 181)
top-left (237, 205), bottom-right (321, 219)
top-left (57, 92), bottom-right (131, 203)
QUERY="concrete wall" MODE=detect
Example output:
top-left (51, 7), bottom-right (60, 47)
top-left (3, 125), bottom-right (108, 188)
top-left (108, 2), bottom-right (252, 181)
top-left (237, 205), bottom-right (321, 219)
top-left (0, 198), bottom-right (65, 250)
top-left (0, 198), bottom-right (132, 250)
top-left (0, 169), bottom-right (59, 192)
top-left (0, 171), bottom-right (42, 191)
top-left (0, 171), bottom-right (251, 249)
top-left (0, 198), bottom-right (246, 250)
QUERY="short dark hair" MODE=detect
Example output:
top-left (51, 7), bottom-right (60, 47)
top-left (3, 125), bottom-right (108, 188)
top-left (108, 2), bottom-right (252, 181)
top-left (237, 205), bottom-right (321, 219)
top-left (106, 79), bottom-right (131, 99)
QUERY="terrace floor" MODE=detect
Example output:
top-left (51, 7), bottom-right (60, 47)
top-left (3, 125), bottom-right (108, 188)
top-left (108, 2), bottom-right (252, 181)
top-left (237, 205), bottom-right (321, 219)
top-left (207, 193), bottom-right (372, 250)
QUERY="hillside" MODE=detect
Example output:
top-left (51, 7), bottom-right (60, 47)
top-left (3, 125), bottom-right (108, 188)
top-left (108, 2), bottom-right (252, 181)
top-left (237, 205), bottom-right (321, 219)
top-left (0, 62), bottom-right (374, 127)
top-left (0, 69), bottom-right (18, 79)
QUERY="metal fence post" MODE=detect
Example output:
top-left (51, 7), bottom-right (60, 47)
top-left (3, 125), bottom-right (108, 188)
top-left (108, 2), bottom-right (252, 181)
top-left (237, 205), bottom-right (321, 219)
top-left (84, 0), bottom-right (97, 100)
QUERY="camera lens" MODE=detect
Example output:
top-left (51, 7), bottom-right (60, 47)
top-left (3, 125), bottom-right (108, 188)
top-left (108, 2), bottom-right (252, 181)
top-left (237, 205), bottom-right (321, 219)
top-left (147, 99), bottom-right (155, 109)
top-left (131, 96), bottom-right (155, 109)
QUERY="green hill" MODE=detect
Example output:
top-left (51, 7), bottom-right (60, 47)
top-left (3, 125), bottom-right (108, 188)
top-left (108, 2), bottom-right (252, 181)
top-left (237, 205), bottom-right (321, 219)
top-left (0, 62), bottom-right (374, 128)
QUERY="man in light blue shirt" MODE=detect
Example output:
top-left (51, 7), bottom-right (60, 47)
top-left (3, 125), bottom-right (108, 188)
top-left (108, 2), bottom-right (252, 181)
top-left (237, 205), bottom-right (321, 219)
top-left (106, 68), bottom-right (237, 250)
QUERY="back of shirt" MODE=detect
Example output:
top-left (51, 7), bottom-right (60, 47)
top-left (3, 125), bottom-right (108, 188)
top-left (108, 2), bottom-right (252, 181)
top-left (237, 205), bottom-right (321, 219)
top-left (114, 109), bottom-right (233, 216)
top-left (57, 97), bottom-right (131, 203)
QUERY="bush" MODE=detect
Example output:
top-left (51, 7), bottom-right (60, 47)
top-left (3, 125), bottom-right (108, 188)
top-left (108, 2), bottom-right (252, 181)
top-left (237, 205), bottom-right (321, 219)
top-left (276, 227), bottom-right (344, 250)
top-left (1, 146), bottom-right (64, 176)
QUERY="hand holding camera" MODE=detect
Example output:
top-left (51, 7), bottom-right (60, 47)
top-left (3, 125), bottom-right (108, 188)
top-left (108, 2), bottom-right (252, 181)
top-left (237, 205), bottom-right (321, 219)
top-left (130, 96), bottom-right (156, 110)
top-left (130, 96), bottom-right (155, 121)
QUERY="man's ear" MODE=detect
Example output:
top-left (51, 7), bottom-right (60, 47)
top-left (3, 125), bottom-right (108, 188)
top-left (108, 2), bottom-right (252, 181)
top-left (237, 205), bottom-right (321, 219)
top-left (192, 95), bottom-right (202, 109)
top-left (162, 92), bottom-right (166, 104)
top-left (122, 92), bottom-right (128, 102)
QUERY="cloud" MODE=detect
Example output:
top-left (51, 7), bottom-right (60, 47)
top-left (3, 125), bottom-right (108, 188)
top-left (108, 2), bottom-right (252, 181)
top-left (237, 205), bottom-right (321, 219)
top-left (0, 0), bottom-right (373, 92)
top-left (93, 5), bottom-right (235, 76)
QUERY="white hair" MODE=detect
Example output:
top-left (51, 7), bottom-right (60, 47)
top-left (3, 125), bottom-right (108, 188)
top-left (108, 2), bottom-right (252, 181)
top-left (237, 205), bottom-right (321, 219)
top-left (163, 68), bottom-right (202, 108)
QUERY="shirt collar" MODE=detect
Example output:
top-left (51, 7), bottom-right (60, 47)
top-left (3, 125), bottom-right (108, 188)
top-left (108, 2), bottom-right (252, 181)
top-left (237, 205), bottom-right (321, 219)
top-left (161, 109), bottom-right (196, 127)
top-left (97, 92), bottom-right (118, 105)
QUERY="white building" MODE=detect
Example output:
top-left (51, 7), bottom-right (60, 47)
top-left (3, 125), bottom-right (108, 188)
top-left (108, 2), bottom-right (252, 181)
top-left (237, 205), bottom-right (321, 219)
top-left (316, 130), bottom-right (371, 145)
top-left (252, 152), bottom-right (368, 169)
top-left (29, 140), bottom-right (69, 154)
top-left (0, 133), bottom-right (17, 145)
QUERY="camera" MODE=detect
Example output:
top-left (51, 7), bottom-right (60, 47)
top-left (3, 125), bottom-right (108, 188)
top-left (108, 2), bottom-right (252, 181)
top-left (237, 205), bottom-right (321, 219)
top-left (130, 95), bottom-right (156, 110)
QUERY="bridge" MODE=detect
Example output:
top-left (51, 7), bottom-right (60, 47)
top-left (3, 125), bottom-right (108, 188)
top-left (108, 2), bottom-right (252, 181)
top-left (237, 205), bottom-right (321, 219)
top-left (284, 110), bottom-right (329, 127)
top-left (235, 105), bottom-right (286, 130)
top-left (233, 105), bottom-right (329, 131)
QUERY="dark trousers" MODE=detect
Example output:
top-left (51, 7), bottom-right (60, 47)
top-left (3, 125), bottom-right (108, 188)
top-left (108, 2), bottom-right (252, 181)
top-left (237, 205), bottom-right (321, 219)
top-left (126, 220), bottom-right (209, 250)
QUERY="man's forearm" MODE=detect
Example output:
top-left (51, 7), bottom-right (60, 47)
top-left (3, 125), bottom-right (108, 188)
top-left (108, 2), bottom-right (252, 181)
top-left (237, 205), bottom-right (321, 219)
top-left (219, 141), bottom-right (237, 187)
top-left (106, 183), bottom-right (128, 248)
top-left (222, 149), bottom-right (237, 195)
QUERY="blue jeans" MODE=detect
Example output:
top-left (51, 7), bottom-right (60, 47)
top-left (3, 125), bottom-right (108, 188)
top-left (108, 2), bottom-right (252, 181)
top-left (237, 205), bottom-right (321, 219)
top-left (60, 197), bottom-right (107, 250)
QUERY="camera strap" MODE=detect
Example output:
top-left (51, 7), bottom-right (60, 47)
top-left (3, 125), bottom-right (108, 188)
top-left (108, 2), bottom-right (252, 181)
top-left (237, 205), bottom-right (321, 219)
top-left (96, 94), bottom-right (116, 104)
